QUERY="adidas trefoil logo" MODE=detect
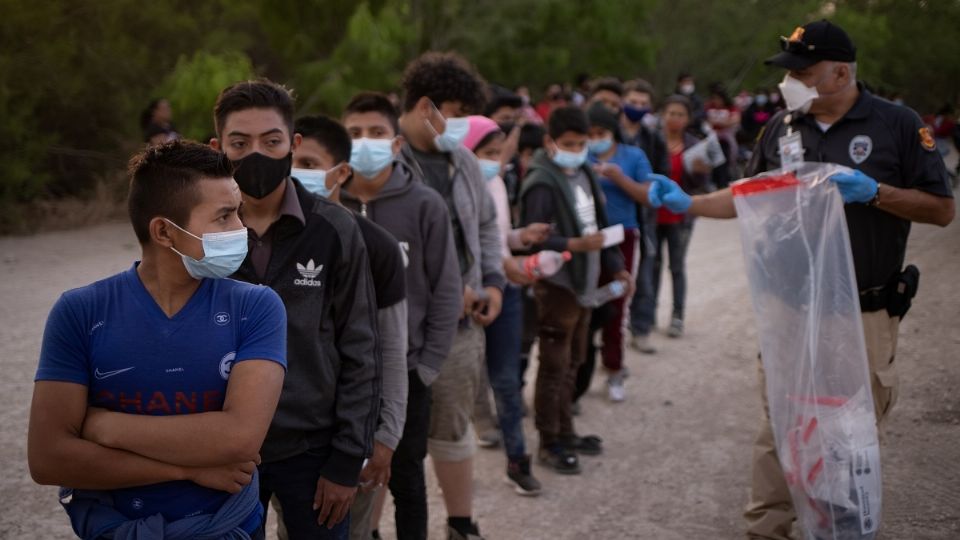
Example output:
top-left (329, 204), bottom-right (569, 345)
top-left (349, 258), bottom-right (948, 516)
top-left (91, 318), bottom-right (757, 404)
top-left (297, 259), bottom-right (323, 278)
top-left (295, 259), bottom-right (324, 287)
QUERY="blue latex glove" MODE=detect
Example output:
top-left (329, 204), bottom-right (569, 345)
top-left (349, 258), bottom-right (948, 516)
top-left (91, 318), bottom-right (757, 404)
top-left (830, 169), bottom-right (878, 204)
top-left (647, 174), bottom-right (692, 213)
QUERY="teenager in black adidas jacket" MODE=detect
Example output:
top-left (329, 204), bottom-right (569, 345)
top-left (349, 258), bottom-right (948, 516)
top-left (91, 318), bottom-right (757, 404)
top-left (212, 80), bottom-right (381, 539)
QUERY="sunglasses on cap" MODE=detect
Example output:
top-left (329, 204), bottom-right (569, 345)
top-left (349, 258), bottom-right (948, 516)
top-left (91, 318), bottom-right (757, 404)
top-left (779, 27), bottom-right (848, 57)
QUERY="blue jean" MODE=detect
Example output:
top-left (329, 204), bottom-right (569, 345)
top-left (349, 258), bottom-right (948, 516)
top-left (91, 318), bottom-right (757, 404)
top-left (258, 449), bottom-right (350, 540)
top-left (630, 210), bottom-right (659, 335)
top-left (652, 222), bottom-right (693, 321)
top-left (484, 285), bottom-right (527, 460)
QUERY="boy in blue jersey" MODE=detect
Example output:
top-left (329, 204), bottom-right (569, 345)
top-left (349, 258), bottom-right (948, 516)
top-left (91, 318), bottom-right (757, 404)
top-left (584, 101), bottom-right (654, 402)
top-left (28, 140), bottom-right (288, 539)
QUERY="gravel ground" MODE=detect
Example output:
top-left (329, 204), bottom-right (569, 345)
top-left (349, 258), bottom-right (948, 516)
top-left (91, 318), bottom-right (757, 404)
top-left (1, 194), bottom-right (957, 539)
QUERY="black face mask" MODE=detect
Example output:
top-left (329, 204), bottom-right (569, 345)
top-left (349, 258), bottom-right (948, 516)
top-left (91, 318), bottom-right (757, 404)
top-left (231, 152), bottom-right (292, 199)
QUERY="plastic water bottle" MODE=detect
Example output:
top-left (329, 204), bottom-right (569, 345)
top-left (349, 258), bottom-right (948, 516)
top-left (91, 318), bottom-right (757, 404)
top-left (582, 279), bottom-right (628, 308)
top-left (524, 250), bottom-right (572, 279)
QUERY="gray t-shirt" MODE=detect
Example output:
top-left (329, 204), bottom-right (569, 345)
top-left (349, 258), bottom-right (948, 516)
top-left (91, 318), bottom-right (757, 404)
top-left (546, 170), bottom-right (601, 305)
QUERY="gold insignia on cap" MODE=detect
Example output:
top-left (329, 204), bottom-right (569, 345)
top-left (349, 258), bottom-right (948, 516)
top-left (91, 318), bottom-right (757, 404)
top-left (919, 127), bottom-right (936, 150)
top-left (788, 26), bottom-right (805, 42)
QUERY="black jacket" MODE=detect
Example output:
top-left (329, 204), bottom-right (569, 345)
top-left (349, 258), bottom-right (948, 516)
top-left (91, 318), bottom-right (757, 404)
top-left (233, 179), bottom-right (381, 487)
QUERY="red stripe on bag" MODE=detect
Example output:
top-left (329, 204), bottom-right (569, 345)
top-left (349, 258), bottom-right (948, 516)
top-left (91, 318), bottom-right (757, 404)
top-left (731, 173), bottom-right (800, 197)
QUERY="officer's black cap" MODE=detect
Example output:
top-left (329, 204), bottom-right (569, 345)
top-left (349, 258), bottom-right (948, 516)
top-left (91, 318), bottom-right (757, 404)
top-left (765, 19), bottom-right (857, 70)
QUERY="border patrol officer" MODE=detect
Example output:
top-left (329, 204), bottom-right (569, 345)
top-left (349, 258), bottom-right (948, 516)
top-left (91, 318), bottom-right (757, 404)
top-left (645, 19), bottom-right (955, 540)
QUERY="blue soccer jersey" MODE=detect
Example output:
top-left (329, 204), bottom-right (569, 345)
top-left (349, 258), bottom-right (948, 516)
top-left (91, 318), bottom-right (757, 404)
top-left (36, 263), bottom-right (286, 529)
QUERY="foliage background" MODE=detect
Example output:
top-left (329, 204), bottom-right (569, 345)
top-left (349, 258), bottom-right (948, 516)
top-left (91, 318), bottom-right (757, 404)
top-left (2, 0), bottom-right (957, 231)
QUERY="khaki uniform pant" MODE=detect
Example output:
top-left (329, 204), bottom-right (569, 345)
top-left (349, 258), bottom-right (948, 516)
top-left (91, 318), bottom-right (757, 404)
top-left (744, 311), bottom-right (900, 539)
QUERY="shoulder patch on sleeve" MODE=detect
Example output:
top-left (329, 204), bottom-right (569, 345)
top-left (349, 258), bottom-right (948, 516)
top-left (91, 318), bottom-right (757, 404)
top-left (919, 126), bottom-right (936, 151)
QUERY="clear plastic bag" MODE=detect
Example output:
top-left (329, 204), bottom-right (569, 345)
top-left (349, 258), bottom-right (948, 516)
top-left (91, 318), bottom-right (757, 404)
top-left (732, 162), bottom-right (882, 540)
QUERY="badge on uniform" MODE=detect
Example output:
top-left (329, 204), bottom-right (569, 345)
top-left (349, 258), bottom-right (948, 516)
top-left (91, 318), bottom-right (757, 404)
top-left (919, 126), bottom-right (936, 151)
top-left (779, 130), bottom-right (804, 171)
top-left (848, 135), bottom-right (872, 164)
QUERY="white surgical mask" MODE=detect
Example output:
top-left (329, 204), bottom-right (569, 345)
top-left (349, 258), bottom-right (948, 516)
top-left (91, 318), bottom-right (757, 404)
top-left (350, 138), bottom-right (396, 178)
top-left (550, 146), bottom-right (588, 170)
top-left (425, 112), bottom-right (469, 152)
top-left (293, 166), bottom-right (338, 198)
top-left (680, 83), bottom-right (695, 95)
top-left (164, 219), bottom-right (248, 280)
top-left (477, 159), bottom-right (501, 181)
top-left (778, 74), bottom-right (819, 114)
top-left (587, 136), bottom-right (614, 155)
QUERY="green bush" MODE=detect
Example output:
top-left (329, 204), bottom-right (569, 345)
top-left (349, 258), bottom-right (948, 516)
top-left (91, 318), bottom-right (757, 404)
top-left (159, 50), bottom-right (256, 141)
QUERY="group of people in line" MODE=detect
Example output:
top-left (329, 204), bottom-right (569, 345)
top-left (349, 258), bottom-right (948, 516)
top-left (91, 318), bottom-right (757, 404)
top-left (30, 18), bottom-right (954, 540)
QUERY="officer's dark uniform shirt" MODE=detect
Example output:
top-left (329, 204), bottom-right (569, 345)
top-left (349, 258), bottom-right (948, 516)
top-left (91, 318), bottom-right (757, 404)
top-left (745, 85), bottom-right (953, 291)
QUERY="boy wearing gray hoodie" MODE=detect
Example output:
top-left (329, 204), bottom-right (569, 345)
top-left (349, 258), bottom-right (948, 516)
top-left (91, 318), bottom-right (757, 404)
top-left (397, 52), bottom-right (506, 540)
top-left (340, 92), bottom-right (463, 540)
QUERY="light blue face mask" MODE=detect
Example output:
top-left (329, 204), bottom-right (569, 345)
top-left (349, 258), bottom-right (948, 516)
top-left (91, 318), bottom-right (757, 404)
top-left (165, 219), bottom-right (248, 280)
top-left (587, 136), bottom-right (614, 155)
top-left (551, 146), bottom-right (589, 170)
top-left (426, 111), bottom-right (469, 152)
top-left (477, 159), bottom-right (501, 181)
top-left (292, 167), bottom-right (333, 198)
top-left (350, 138), bottom-right (396, 178)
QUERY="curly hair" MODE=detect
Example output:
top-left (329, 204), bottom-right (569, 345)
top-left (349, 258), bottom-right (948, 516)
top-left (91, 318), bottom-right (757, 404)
top-left (400, 51), bottom-right (487, 114)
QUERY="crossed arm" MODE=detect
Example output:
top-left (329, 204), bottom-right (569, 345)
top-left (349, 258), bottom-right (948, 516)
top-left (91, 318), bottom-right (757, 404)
top-left (28, 360), bottom-right (284, 491)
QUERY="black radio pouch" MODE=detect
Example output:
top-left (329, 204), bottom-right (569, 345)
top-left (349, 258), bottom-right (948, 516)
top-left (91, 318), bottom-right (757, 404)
top-left (886, 264), bottom-right (920, 319)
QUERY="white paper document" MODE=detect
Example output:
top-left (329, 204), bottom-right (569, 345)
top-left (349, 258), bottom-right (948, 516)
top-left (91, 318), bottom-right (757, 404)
top-left (601, 224), bottom-right (624, 248)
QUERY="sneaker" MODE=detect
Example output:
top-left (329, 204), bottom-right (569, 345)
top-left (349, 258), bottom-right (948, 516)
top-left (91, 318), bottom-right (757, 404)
top-left (630, 333), bottom-right (656, 354)
top-left (667, 317), bottom-right (684, 338)
top-left (537, 444), bottom-right (581, 474)
top-left (477, 428), bottom-right (501, 449)
top-left (447, 525), bottom-right (483, 540)
top-left (607, 369), bottom-right (628, 402)
top-left (506, 455), bottom-right (542, 496)
top-left (560, 433), bottom-right (604, 456)
top-left (447, 525), bottom-right (484, 540)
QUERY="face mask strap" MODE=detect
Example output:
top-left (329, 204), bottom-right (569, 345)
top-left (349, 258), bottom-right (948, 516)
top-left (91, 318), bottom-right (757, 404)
top-left (422, 99), bottom-right (446, 136)
top-left (163, 218), bottom-right (202, 242)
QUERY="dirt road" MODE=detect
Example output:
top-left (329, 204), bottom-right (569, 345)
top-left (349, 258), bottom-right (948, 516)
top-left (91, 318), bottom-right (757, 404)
top-left (2, 203), bottom-right (958, 539)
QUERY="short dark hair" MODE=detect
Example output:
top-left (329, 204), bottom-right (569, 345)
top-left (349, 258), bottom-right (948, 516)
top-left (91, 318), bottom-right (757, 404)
top-left (708, 82), bottom-right (733, 107)
top-left (589, 77), bottom-right (624, 98)
top-left (214, 79), bottom-right (295, 138)
top-left (661, 94), bottom-right (693, 117)
top-left (483, 85), bottom-right (523, 117)
top-left (518, 124), bottom-right (545, 153)
top-left (127, 140), bottom-right (234, 244)
top-left (624, 79), bottom-right (655, 98)
top-left (400, 51), bottom-right (487, 114)
top-left (294, 115), bottom-right (352, 165)
top-left (140, 98), bottom-right (166, 131)
top-left (548, 106), bottom-right (589, 139)
top-left (344, 92), bottom-right (400, 135)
